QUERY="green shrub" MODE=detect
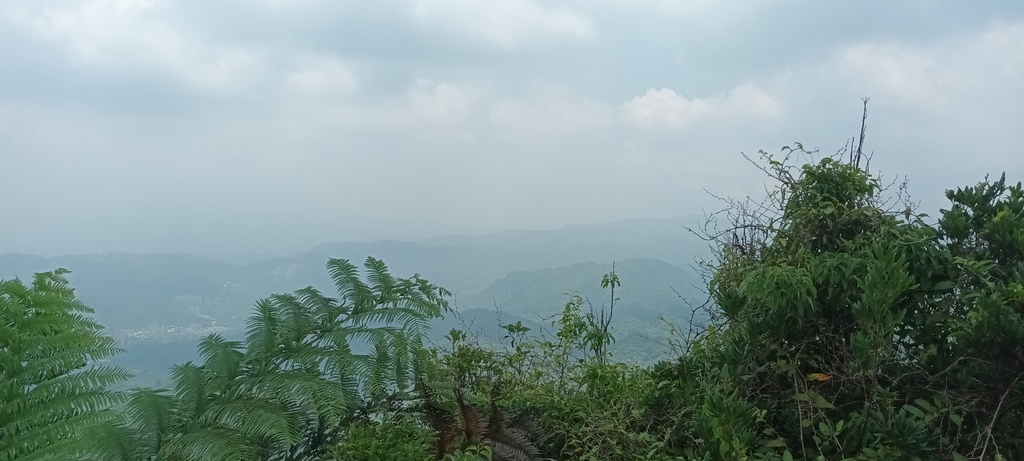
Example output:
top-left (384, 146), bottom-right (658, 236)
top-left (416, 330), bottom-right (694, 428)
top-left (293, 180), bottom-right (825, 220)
top-left (334, 415), bottom-right (435, 461)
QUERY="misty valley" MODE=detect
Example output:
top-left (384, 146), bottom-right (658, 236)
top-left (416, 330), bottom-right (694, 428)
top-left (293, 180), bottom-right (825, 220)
top-left (0, 217), bottom-right (710, 389)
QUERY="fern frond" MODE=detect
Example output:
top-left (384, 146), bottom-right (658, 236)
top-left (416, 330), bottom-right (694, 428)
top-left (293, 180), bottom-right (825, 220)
top-left (346, 305), bottom-right (433, 328)
top-left (14, 366), bottom-right (130, 415)
top-left (197, 334), bottom-right (244, 381)
top-left (199, 399), bottom-right (301, 447)
top-left (169, 362), bottom-right (211, 427)
top-left (293, 286), bottom-right (340, 320)
top-left (159, 427), bottom-right (261, 461)
top-left (423, 396), bottom-right (461, 458)
top-left (392, 333), bottom-right (412, 393)
top-left (456, 390), bottom-right (488, 443)
top-left (120, 388), bottom-right (175, 457)
top-left (124, 257), bottom-right (453, 459)
top-left (0, 271), bottom-right (131, 461)
top-left (364, 256), bottom-right (398, 301)
top-left (268, 292), bottom-right (313, 346)
top-left (327, 258), bottom-right (371, 309)
top-left (5, 409), bottom-right (117, 460)
top-left (487, 431), bottom-right (541, 461)
top-left (239, 371), bottom-right (353, 423)
top-left (368, 335), bottom-right (393, 400)
top-left (80, 424), bottom-right (138, 461)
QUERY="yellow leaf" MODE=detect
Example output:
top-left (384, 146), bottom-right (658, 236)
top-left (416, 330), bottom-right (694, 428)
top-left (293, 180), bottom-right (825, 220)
top-left (807, 373), bottom-right (831, 382)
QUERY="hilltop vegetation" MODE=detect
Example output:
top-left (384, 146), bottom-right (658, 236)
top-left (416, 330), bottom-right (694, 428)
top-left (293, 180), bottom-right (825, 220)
top-left (3, 145), bottom-right (1023, 460)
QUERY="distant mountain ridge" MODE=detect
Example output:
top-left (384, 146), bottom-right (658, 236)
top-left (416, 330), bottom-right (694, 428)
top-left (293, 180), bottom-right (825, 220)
top-left (0, 216), bottom-right (709, 332)
top-left (418, 216), bottom-right (709, 268)
top-left (1, 216), bottom-right (711, 385)
top-left (461, 258), bottom-right (701, 317)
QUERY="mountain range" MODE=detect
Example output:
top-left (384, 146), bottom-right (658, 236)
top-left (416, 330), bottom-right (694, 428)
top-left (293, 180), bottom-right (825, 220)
top-left (1, 216), bottom-right (715, 385)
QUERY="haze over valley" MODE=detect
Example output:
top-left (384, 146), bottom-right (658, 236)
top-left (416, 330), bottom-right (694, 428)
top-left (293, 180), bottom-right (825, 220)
top-left (1, 216), bottom-right (711, 386)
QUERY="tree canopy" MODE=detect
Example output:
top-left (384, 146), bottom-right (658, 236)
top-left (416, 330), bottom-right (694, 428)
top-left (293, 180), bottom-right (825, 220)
top-left (647, 150), bottom-right (1024, 460)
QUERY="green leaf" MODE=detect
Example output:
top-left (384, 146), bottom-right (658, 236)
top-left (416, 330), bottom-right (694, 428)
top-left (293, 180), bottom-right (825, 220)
top-left (914, 398), bottom-right (937, 413)
top-left (932, 280), bottom-right (956, 291)
top-left (807, 391), bottom-right (836, 409)
top-left (903, 404), bottom-right (925, 418)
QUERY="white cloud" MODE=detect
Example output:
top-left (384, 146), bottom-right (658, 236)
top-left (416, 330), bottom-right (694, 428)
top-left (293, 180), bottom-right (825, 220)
top-left (754, 20), bottom-right (1024, 215)
top-left (619, 88), bottom-right (713, 129)
top-left (490, 93), bottom-right (612, 138)
top-left (10, 0), bottom-right (266, 91)
top-left (408, 79), bottom-right (479, 125)
top-left (620, 83), bottom-right (781, 130)
top-left (11, 0), bottom-right (153, 59)
top-left (273, 78), bottom-right (481, 142)
top-left (834, 22), bottom-right (1024, 114)
top-left (593, 0), bottom-right (732, 16)
top-left (410, 0), bottom-right (594, 47)
top-left (837, 44), bottom-right (949, 109)
top-left (285, 57), bottom-right (359, 96)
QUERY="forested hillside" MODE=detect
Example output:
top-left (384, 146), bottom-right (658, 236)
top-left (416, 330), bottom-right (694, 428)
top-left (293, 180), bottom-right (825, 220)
top-left (0, 219), bottom-right (706, 387)
top-left (446, 258), bottom-right (707, 364)
top-left (0, 217), bottom-right (704, 332)
top-left (3, 147), bottom-right (1022, 460)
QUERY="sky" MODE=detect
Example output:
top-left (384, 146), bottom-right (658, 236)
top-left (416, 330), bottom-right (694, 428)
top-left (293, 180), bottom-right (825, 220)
top-left (2, 1), bottom-right (1023, 259)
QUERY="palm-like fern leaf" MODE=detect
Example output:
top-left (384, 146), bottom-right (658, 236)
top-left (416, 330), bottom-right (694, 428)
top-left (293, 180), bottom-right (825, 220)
top-left (327, 259), bottom-right (372, 313)
top-left (121, 388), bottom-right (175, 456)
top-left (0, 270), bottom-right (131, 461)
top-left (159, 428), bottom-right (262, 461)
top-left (111, 257), bottom-right (451, 461)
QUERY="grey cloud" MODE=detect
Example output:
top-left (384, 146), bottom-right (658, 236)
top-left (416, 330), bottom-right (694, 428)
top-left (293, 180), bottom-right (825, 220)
top-left (2, 2), bottom-right (1023, 258)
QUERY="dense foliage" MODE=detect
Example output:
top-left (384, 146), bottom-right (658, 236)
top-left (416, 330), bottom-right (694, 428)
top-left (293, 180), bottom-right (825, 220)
top-left (0, 270), bottom-right (131, 460)
top-left (647, 152), bottom-right (1023, 460)
top-left (4, 144), bottom-right (1022, 460)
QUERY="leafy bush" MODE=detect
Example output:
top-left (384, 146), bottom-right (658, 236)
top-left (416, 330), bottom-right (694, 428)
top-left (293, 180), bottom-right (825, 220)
top-left (650, 148), bottom-right (1023, 460)
top-left (334, 414), bottom-right (435, 461)
top-left (433, 288), bottom-right (677, 460)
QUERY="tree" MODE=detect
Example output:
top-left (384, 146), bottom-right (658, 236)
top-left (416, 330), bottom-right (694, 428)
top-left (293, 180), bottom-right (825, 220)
top-left (102, 257), bottom-right (451, 461)
top-left (0, 269), bottom-right (131, 460)
top-left (649, 144), bottom-right (1024, 460)
top-left (935, 173), bottom-right (1024, 459)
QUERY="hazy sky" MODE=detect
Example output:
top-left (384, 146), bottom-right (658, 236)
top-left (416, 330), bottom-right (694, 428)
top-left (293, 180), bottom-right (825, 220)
top-left (3, 1), bottom-right (1023, 258)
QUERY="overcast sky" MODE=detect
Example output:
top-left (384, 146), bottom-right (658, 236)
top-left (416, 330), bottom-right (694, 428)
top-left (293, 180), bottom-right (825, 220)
top-left (3, 1), bottom-right (1023, 258)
